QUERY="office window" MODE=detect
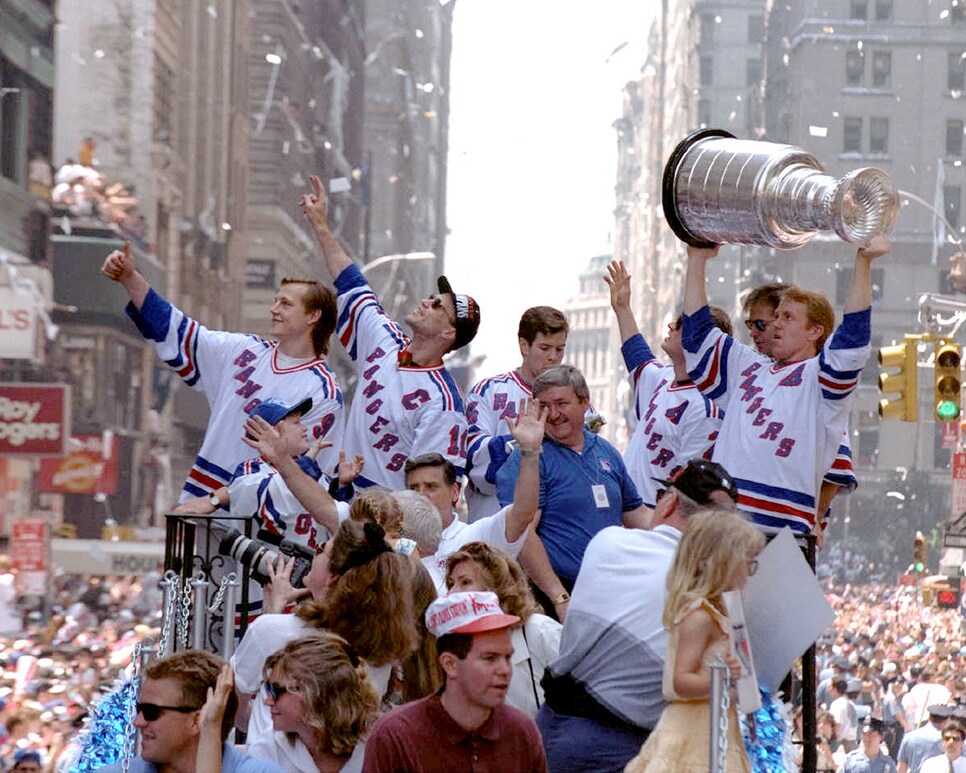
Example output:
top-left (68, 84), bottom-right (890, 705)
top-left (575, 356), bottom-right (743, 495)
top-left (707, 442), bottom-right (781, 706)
top-left (844, 117), bottom-right (863, 152)
top-left (846, 50), bottom-right (865, 85)
top-left (948, 120), bottom-right (965, 156)
top-left (870, 117), bottom-right (889, 153)
top-left (952, 1), bottom-right (965, 24)
top-left (837, 267), bottom-right (884, 305)
top-left (153, 54), bottom-right (174, 144)
top-left (698, 98), bottom-right (711, 127)
top-left (850, 0), bottom-right (867, 19)
top-left (872, 52), bottom-right (891, 87)
top-left (874, 0), bottom-right (893, 20)
top-left (950, 52), bottom-right (966, 92)
top-left (945, 185), bottom-right (962, 230)
top-left (700, 13), bottom-right (716, 45)
top-left (746, 59), bottom-right (762, 87)
top-left (748, 15), bottom-right (764, 43)
top-left (700, 56), bottom-right (714, 86)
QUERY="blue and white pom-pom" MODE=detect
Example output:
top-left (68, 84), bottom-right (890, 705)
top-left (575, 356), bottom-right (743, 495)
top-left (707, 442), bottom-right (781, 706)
top-left (741, 688), bottom-right (796, 772)
top-left (70, 674), bottom-right (139, 773)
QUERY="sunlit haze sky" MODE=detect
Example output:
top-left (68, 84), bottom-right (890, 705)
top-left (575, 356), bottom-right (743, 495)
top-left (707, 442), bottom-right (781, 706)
top-left (446, 2), bottom-right (653, 375)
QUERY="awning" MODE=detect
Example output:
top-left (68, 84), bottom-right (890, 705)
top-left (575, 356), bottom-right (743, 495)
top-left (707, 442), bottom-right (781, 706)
top-left (51, 538), bottom-right (164, 576)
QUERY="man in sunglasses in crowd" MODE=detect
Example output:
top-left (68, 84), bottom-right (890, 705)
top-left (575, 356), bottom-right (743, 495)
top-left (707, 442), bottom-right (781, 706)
top-left (96, 650), bottom-right (281, 772)
top-left (302, 174), bottom-right (480, 492)
top-left (536, 458), bottom-right (739, 773)
top-left (605, 259), bottom-right (732, 514)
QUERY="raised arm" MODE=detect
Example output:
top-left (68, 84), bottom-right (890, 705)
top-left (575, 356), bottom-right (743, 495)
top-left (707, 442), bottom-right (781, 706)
top-left (682, 243), bottom-right (720, 316)
top-left (843, 235), bottom-right (890, 315)
top-left (604, 260), bottom-right (641, 344)
top-left (243, 416), bottom-right (341, 534)
top-left (302, 174), bottom-right (352, 280)
top-left (100, 241), bottom-right (151, 310)
top-left (195, 665), bottom-right (233, 773)
top-left (503, 399), bottom-right (548, 543)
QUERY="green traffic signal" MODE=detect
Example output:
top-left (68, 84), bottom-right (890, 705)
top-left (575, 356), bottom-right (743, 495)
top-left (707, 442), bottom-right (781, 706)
top-left (914, 561), bottom-right (925, 573)
top-left (937, 399), bottom-right (961, 422)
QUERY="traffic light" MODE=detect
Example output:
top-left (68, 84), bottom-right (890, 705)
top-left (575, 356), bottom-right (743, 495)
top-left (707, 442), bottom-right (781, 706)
top-left (913, 531), bottom-right (927, 574)
top-left (934, 340), bottom-right (962, 422)
top-left (878, 336), bottom-right (918, 421)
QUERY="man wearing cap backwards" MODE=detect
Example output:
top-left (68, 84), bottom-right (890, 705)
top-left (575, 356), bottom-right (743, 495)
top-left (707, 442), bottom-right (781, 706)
top-left (302, 175), bottom-right (479, 491)
top-left (841, 717), bottom-right (899, 773)
top-left (102, 243), bottom-right (344, 502)
top-left (536, 458), bottom-right (739, 773)
top-left (919, 718), bottom-right (966, 773)
top-left (898, 705), bottom-right (957, 773)
top-left (362, 591), bottom-right (548, 773)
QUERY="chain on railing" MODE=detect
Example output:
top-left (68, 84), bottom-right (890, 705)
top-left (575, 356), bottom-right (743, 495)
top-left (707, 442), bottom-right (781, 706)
top-left (709, 656), bottom-right (730, 773)
top-left (158, 570), bottom-right (181, 657)
top-left (177, 571), bottom-right (193, 650)
top-left (119, 642), bottom-right (143, 773)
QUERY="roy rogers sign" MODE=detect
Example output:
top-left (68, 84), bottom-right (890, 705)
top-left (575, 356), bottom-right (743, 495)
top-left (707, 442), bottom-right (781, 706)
top-left (0, 384), bottom-right (71, 456)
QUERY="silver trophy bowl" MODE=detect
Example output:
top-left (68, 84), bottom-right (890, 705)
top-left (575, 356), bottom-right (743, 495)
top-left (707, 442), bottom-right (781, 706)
top-left (662, 129), bottom-right (899, 249)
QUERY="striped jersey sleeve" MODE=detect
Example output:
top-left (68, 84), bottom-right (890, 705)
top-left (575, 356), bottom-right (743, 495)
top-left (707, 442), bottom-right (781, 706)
top-left (333, 264), bottom-right (409, 362)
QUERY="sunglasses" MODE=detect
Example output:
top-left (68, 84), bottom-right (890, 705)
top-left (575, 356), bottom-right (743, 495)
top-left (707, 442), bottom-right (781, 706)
top-left (944, 735), bottom-right (964, 742)
top-left (136, 702), bottom-right (200, 721)
top-left (264, 681), bottom-right (296, 701)
top-left (744, 319), bottom-right (770, 333)
top-left (429, 296), bottom-right (457, 326)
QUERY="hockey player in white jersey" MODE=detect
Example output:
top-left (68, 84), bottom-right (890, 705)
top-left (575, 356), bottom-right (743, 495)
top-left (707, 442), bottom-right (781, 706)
top-left (101, 242), bottom-right (345, 503)
top-left (464, 306), bottom-right (569, 520)
top-left (301, 175), bottom-right (480, 490)
top-left (681, 235), bottom-right (890, 535)
top-left (741, 281), bottom-right (858, 546)
top-left (605, 259), bottom-right (729, 511)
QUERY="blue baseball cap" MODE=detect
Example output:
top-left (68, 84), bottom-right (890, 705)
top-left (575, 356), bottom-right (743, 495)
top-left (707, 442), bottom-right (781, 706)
top-left (247, 397), bottom-right (312, 426)
top-left (14, 749), bottom-right (43, 765)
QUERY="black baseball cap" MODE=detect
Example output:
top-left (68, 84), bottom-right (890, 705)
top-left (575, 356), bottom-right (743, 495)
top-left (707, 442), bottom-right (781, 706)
top-left (437, 275), bottom-right (481, 351)
top-left (653, 459), bottom-right (739, 505)
top-left (861, 717), bottom-right (885, 735)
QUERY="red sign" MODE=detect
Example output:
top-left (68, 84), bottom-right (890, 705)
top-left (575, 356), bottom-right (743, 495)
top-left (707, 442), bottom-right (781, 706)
top-left (937, 588), bottom-right (961, 609)
top-left (37, 434), bottom-right (118, 494)
top-left (11, 518), bottom-right (47, 596)
top-left (943, 421), bottom-right (961, 449)
top-left (0, 384), bottom-right (71, 456)
top-left (954, 452), bottom-right (966, 520)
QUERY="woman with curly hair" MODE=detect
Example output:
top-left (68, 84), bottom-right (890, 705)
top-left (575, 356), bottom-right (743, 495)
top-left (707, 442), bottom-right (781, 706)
top-left (263, 632), bottom-right (379, 772)
top-left (444, 541), bottom-right (561, 716)
top-left (232, 518), bottom-right (417, 772)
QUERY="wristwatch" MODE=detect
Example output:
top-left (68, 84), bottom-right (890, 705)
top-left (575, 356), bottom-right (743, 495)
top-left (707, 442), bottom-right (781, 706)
top-left (209, 494), bottom-right (221, 508)
top-left (553, 591), bottom-right (570, 605)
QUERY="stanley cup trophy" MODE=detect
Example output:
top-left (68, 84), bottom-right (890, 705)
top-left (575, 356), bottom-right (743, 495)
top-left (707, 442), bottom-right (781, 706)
top-left (662, 128), bottom-right (899, 249)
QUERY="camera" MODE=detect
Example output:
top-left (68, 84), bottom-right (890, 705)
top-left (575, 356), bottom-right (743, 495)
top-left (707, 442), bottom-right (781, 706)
top-left (218, 527), bottom-right (314, 588)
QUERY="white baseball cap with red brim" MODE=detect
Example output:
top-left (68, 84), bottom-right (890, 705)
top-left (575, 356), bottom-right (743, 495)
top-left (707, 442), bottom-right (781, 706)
top-left (425, 591), bottom-right (520, 637)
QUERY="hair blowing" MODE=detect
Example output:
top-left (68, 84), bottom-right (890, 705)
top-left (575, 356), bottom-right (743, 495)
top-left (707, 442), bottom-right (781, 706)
top-left (264, 632), bottom-right (379, 758)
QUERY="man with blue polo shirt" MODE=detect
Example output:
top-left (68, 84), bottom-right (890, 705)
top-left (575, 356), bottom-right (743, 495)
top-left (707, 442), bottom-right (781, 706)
top-left (496, 364), bottom-right (648, 621)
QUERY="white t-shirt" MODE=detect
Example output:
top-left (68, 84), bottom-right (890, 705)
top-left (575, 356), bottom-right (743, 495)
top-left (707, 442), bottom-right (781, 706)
top-left (427, 506), bottom-right (528, 592)
top-left (507, 614), bottom-right (561, 717)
